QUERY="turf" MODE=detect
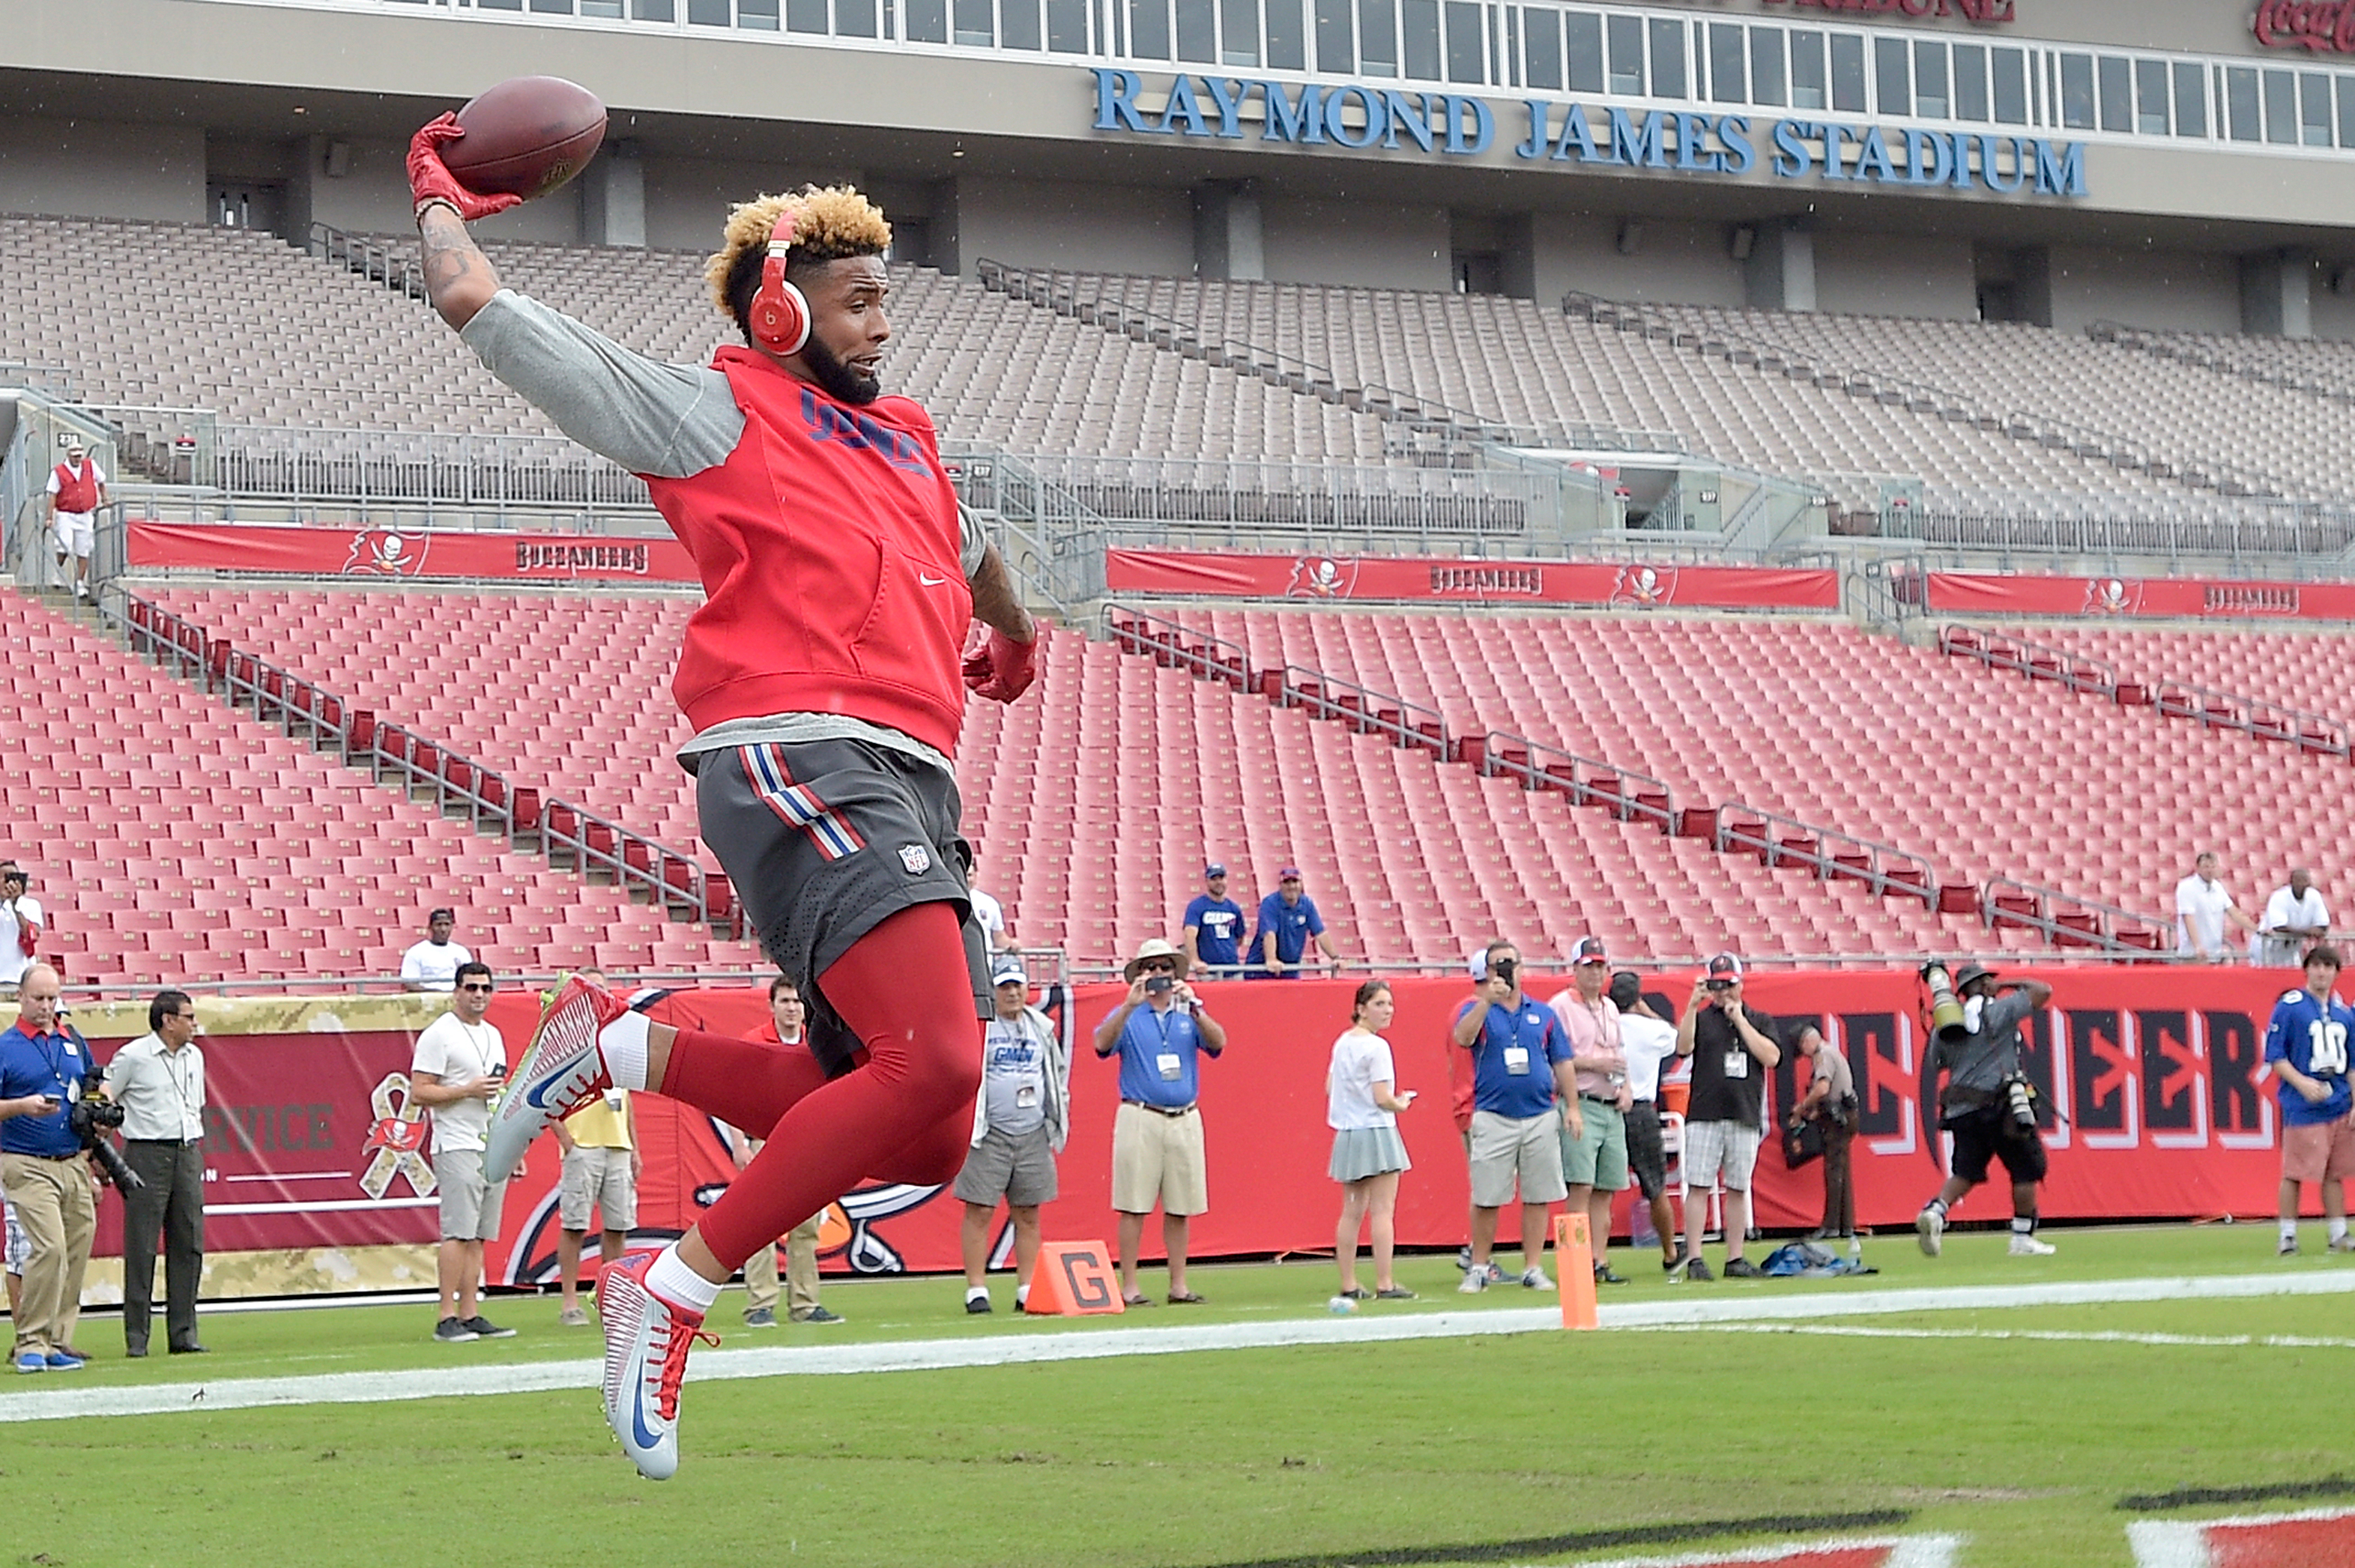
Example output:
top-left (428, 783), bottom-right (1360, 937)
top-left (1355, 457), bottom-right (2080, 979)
top-left (4, 1225), bottom-right (2351, 1567)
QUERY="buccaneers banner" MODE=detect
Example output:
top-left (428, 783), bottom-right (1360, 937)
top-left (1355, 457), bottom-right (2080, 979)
top-left (1107, 548), bottom-right (1841, 611)
top-left (33, 961), bottom-right (2325, 1301)
top-left (1924, 570), bottom-right (2355, 623)
top-left (127, 521), bottom-right (698, 584)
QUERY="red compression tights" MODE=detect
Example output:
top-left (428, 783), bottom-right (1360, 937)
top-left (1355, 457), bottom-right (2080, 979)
top-left (662, 902), bottom-right (983, 1271)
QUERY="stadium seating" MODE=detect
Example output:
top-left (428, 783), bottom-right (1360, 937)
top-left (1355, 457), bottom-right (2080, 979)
top-left (0, 590), bottom-right (758, 984)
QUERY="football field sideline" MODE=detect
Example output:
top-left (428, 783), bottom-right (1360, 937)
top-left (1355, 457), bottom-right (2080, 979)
top-left (4, 1268), bottom-right (2350, 1425)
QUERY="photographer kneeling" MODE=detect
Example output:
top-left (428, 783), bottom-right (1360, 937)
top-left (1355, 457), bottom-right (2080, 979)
top-left (0, 965), bottom-right (100, 1371)
top-left (1914, 963), bottom-right (2056, 1259)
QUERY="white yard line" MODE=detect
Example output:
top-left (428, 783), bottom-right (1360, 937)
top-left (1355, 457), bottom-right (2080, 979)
top-left (4, 1269), bottom-right (2351, 1424)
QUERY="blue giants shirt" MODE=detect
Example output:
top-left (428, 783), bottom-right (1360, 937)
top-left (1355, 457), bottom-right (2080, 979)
top-left (0, 1020), bottom-right (89, 1157)
top-left (2264, 987), bottom-right (2355, 1126)
top-left (1114, 1002), bottom-right (1215, 1107)
top-left (1457, 997), bottom-right (1573, 1119)
top-left (1251, 892), bottom-right (1325, 975)
top-left (1183, 895), bottom-right (1248, 968)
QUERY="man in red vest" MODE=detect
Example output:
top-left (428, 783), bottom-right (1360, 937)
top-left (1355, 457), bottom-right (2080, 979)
top-left (43, 441), bottom-right (106, 601)
top-left (404, 125), bottom-right (1037, 1480)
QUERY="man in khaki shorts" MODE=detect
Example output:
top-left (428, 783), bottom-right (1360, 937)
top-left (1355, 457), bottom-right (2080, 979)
top-left (408, 962), bottom-right (516, 1343)
top-left (1093, 939), bottom-right (1226, 1307)
top-left (553, 1086), bottom-right (638, 1326)
top-left (1451, 940), bottom-right (1577, 1294)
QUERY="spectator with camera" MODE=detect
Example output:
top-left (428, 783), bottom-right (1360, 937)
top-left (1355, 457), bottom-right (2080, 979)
top-left (1786, 1021), bottom-right (1858, 1253)
top-left (1094, 937), bottom-right (1226, 1306)
top-left (1609, 972), bottom-right (1684, 1277)
top-left (102, 990), bottom-right (209, 1356)
top-left (1673, 953), bottom-right (1780, 1280)
top-left (410, 960), bottom-right (516, 1342)
top-left (0, 866), bottom-right (44, 996)
top-left (1250, 867), bottom-right (1341, 978)
top-left (958, 957), bottom-right (1069, 1314)
top-left (1549, 937), bottom-right (1633, 1287)
top-left (1180, 864), bottom-right (1249, 979)
top-left (1914, 962), bottom-right (2056, 1259)
top-left (0, 964), bottom-right (97, 1370)
top-left (1453, 939), bottom-right (1576, 1294)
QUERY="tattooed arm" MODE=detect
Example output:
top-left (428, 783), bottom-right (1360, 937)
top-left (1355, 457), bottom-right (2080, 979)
top-left (418, 202), bottom-right (503, 331)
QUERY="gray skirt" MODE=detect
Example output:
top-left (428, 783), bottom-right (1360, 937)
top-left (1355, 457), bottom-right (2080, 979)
top-left (1329, 1124), bottom-right (1412, 1183)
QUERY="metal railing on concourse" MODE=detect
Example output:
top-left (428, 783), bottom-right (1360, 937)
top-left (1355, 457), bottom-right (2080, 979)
top-left (1713, 802), bottom-right (1937, 906)
top-left (1472, 730), bottom-right (1675, 833)
top-left (1982, 876), bottom-right (2171, 953)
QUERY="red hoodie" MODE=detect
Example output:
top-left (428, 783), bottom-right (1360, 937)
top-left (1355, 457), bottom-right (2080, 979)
top-left (642, 347), bottom-right (973, 758)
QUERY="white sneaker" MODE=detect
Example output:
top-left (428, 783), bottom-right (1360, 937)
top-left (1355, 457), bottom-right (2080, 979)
top-left (1915, 1208), bottom-right (1944, 1257)
top-left (1520, 1266), bottom-right (1554, 1291)
top-left (599, 1253), bottom-right (716, 1481)
top-left (1456, 1268), bottom-right (1488, 1294)
top-left (2008, 1233), bottom-right (2057, 1256)
top-left (487, 975), bottom-right (630, 1183)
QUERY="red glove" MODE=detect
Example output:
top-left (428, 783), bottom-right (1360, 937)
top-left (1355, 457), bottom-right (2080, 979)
top-left (408, 113), bottom-right (524, 223)
top-left (963, 626), bottom-right (1039, 703)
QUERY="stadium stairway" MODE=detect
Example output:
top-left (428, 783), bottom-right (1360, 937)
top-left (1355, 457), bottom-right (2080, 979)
top-left (2, 585), bottom-right (755, 988)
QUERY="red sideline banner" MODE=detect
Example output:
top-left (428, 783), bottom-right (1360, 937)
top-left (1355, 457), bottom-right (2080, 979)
top-left (1925, 569), bottom-right (2355, 622)
top-left (1107, 548), bottom-right (1841, 611)
top-left (127, 521), bottom-right (698, 584)
top-left (66, 963), bottom-right (2324, 1290)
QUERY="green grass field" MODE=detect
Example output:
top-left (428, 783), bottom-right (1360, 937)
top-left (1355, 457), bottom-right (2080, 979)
top-left (6, 1225), bottom-right (2352, 1567)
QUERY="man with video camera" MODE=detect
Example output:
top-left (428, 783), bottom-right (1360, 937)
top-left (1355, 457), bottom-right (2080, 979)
top-left (0, 964), bottom-right (101, 1371)
top-left (1673, 953), bottom-right (1780, 1280)
top-left (1914, 962), bottom-right (2056, 1259)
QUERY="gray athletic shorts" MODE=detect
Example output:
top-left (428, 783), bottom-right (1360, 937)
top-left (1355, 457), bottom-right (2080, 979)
top-left (696, 737), bottom-right (991, 1077)
top-left (952, 1124), bottom-right (1059, 1208)
top-left (434, 1148), bottom-right (507, 1242)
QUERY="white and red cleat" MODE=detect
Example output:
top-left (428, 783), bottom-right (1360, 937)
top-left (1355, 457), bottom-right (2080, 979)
top-left (599, 1252), bottom-right (717, 1481)
top-left (486, 975), bottom-right (632, 1183)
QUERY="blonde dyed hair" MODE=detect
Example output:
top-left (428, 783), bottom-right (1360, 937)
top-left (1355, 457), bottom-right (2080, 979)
top-left (704, 186), bottom-right (892, 318)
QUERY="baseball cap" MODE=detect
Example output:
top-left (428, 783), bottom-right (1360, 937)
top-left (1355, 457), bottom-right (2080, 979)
top-left (1607, 972), bottom-right (1642, 1010)
top-left (1570, 936), bottom-right (1609, 966)
top-left (1204, 863), bottom-right (1227, 880)
top-left (1279, 865), bottom-right (1303, 880)
top-left (1705, 952), bottom-right (1744, 981)
top-left (991, 958), bottom-right (1028, 987)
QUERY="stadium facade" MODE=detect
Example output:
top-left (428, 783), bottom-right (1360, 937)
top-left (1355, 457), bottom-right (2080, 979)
top-left (6, 0), bottom-right (2355, 337)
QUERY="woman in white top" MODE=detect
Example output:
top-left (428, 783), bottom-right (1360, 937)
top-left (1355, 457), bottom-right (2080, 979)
top-left (1328, 980), bottom-right (1418, 1301)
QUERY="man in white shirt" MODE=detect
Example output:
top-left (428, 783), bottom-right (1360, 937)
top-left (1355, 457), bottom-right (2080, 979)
top-left (102, 990), bottom-right (208, 1357)
top-left (399, 907), bottom-right (473, 993)
top-left (2176, 853), bottom-right (2258, 963)
top-left (0, 868), bottom-right (44, 993)
top-left (1609, 972), bottom-right (1685, 1278)
top-left (43, 440), bottom-right (106, 602)
top-left (955, 958), bottom-right (1069, 1314)
top-left (2256, 868), bottom-right (2332, 968)
top-left (968, 886), bottom-right (1009, 954)
top-left (409, 962), bottom-right (515, 1343)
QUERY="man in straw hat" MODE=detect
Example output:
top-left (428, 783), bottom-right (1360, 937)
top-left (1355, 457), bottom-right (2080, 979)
top-left (1092, 938), bottom-right (1227, 1305)
top-left (406, 131), bottom-right (1039, 1478)
top-left (1915, 962), bottom-right (2055, 1259)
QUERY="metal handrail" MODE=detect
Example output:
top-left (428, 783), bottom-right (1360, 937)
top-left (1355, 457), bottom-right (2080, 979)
top-left (1982, 875), bottom-right (2171, 953)
top-left (2089, 318), bottom-right (2355, 408)
top-left (1714, 801), bottom-right (1936, 905)
top-left (1475, 730), bottom-right (1675, 832)
top-left (1104, 603), bottom-right (1253, 688)
top-left (2148, 679), bottom-right (2351, 757)
top-left (1271, 663), bottom-right (1448, 756)
top-left (310, 222), bottom-right (427, 299)
top-left (1938, 623), bottom-right (2118, 697)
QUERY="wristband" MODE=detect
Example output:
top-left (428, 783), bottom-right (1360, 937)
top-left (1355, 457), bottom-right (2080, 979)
top-left (416, 196), bottom-right (462, 223)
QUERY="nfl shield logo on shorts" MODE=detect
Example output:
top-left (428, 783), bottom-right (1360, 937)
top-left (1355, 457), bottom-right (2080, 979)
top-left (898, 844), bottom-right (931, 876)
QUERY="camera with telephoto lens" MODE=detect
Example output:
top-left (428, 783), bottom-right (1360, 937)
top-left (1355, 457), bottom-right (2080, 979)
top-left (2001, 1072), bottom-right (2040, 1136)
top-left (68, 1068), bottom-right (145, 1195)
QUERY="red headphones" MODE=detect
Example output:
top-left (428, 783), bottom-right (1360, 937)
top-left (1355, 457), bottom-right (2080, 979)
top-left (750, 208), bottom-right (810, 356)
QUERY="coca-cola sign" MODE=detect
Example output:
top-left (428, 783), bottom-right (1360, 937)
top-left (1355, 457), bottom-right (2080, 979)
top-left (2254, 1), bottom-right (2355, 52)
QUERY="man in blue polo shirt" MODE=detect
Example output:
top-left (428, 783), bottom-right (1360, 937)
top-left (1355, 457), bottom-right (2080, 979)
top-left (1451, 939), bottom-right (1577, 1294)
top-left (1180, 865), bottom-right (1248, 979)
top-left (2264, 942), bottom-right (2355, 1256)
top-left (1093, 938), bottom-right (1228, 1306)
top-left (0, 964), bottom-right (97, 1372)
top-left (1251, 866), bottom-right (1342, 979)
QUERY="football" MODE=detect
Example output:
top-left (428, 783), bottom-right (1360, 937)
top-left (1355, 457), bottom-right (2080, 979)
top-left (445, 76), bottom-right (607, 201)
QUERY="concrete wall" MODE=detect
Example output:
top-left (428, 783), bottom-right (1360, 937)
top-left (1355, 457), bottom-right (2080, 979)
top-left (2043, 245), bottom-right (2241, 335)
top-left (1813, 231), bottom-right (1978, 321)
top-left (0, 118), bottom-right (204, 223)
top-left (940, 176), bottom-right (1193, 277)
top-left (1529, 213), bottom-right (1745, 308)
top-left (1260, 198), bottom-right (1449, 290)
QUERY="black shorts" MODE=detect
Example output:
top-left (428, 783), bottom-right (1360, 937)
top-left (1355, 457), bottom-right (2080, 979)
top-left (1944, 1104), bottom-right (2048, 1185)
top-left (1624, 1100), bottom-right (1667, 1200)
top-left (697, 736), bottom-right (990, 1076)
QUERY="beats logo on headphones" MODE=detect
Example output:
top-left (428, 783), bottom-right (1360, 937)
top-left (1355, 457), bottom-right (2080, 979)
top-left (751, 209), bottom-right (810, 356)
